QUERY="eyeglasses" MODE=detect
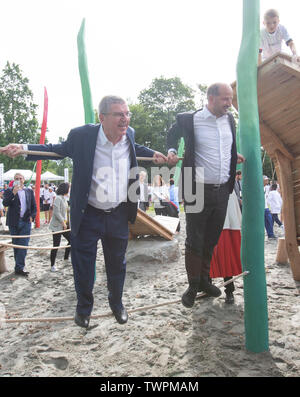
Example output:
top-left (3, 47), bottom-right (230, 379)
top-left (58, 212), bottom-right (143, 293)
top-left (103, 111), bottom-right (132, 119)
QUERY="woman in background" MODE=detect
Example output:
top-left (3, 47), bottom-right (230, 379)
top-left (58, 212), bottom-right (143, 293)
top-left (49, 182), bottom-right (71, 272)
top-left (209, 192), bottom-right (242, 304)
top-left (151, 175), bottom-right (169, 216)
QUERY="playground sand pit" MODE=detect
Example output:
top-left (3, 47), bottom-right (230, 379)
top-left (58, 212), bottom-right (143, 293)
top-left (0, 213), bottom-right (299, 378)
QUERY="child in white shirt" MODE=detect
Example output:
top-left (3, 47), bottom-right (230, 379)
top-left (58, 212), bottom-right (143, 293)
top-left (258, 9), bottom-right (299, 64)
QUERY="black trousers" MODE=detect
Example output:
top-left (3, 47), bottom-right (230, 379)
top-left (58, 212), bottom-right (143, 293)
top-left (154, 207), bottom-right (168, 216)
top-left (185, 182), bottom-right (230, 274)
top-left (50, 231), bottom-right (71, 267)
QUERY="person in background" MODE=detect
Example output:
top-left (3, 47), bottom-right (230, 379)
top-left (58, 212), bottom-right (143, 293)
top-left (0, 190), bottom-right (4, 217)
top-left (138, 171), bottom-right (149, 212)
top-left (3, 173), bottom-right (37, 277)
top-left (152, 175), bottom-right (169, 216)
top-left (169, 178), bottom-right (180, 232)
top-left (264, 175), bottom-right (276, 240)
top-left (267, 183), bottom-right (284, 230)
top-left (234, 170), bottom-right (242, 211)
top-left (48, 186), bottom-right (56, 222)
top-left (49, 182), bottom-right (71, 272)
top-left (43, 183), bottom-right (51, 224)
top-left (209, 192), bottom-right (242, 304)
top-left (258, 8), bottom-right (300, 64)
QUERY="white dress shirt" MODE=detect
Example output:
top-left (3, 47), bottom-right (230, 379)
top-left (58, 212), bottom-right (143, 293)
top-left (260, 24), bottom-right (291, 61)
top-left (17, 189), bottom-right (27, 218)
top-left (88, 125), bottom-right (130, 210)
top-left (193, 106), bottom-right (233, 184)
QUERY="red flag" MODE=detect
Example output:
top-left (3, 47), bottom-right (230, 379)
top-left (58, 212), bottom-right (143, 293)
top-left (35, 87), bottom-right (48, 228)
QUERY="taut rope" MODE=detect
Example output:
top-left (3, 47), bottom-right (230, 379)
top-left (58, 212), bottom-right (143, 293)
top-left (2, 271), bottom-right (249, 325)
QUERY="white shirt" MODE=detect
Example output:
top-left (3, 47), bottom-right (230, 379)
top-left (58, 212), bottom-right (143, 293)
top-left (139, 182), bottom-right (145, 202)
top-left (88, 125), bottom-right (130, 210)
top-left (267, 190), bottom-right (282, 214)
top-left (43, 187), bottom-right (51, 203)
top-left (260, 24), bottom-right (291, 61)
top-left (193, 106), bottom-right (233, 184)
top-left (49, 191), bottom-right (56, 206)
top-left (152, 185), bottom-right (169, 208)
top-left (264, 185), bottom-right (270, 209)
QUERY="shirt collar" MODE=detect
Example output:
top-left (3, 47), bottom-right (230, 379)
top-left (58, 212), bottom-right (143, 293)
top-left (199, 106), bottom-right (228, 120)
top-left (98, 125), bottom-right (127, 146)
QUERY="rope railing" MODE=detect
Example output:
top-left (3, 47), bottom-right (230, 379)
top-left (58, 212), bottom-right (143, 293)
top-left (0, 242), bottom-right (70, 250)
top-left (0, 229), bottom-right (71, 239)
top-left (1, 271), bottom-right (249, 325)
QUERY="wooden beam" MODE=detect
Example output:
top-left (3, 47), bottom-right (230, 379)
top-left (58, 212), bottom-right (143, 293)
top-left (260, 122), bottom-right (294, 161)
top-left (129, 209), bottom-right (173, 241)
top-left (275, 150), bottom-right (300, 280)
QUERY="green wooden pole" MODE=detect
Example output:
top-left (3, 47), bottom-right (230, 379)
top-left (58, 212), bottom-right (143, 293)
top-left (77, 18), bottom-right (97, 280)
top-left (174, 138), bottom-right (184, 187)
top-left (77, 18), bottom-right (95, 124)
top-left (236, 0), bottom-right (269, 352)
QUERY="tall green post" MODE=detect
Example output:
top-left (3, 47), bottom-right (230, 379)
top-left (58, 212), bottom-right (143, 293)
top-left (77, 18), bottom-right (96, 280)
top-left (236, 0), bottom-right (269, 352)
top-left (174, 138), bottom-right (185, 187)
top-left (77, 18), bottom-right (95, 124)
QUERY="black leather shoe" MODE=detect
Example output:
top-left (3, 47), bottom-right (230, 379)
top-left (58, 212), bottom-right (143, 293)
top-left (225, 292), bottom-right (235, 304)
top-left (181, 286), bottom-right (197, 308)
top-left (112, 307), bottom-right (128, 324)
top-left (74, 312), bottom-right (90, 328)
top-left (15, 270), bottom-right (29, 277)
top-left (198, 278), bottom-right (221, 297)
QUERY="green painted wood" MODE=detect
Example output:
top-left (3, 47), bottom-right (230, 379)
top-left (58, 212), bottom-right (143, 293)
top-left (236, 0), bottom-right (269, 352)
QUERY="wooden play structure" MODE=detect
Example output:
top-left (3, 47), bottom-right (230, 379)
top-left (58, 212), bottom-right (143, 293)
top-left (129, 208), bottom-right (178, 241)
top-left (232, 52), bottom-right (300, 281)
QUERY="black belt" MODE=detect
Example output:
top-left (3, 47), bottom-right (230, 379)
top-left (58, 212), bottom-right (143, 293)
top-left (204, 182), bottom-right (228, 190)
top-left (87, 203), bottom-right (124, 214)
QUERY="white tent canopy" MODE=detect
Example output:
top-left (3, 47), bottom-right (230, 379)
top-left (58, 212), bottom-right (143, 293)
top-left (3, 169), bottom-right (36, 181)
top-left (40, 171), bottom-right (64, 181)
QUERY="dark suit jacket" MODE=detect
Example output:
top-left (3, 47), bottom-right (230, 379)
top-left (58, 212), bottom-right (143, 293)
top-left (3, 187), bottom-right (37, 227)
top-left (26, 124), bottom-right (155, 236)
top-left (139, 183), bottom-right (149, 206)
top-left (167, 109), bottom-right (237, 204)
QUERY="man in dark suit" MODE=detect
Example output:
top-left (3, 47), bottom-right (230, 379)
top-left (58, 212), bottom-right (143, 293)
top-left (0, 95), bottom-right (167, 328)
top-left (138, 171), bottom-right (149, 212)
top-left (167, 83), bottom-right (245, 308)
top-left (234, 170), bottom-right (242, 210)
top-left (3, 172), bottom-right (37, 277)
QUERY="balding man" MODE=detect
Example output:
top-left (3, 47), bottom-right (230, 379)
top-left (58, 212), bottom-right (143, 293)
top-left (167, 83), bottom-right (245, 307)
top-left (3, 173), bottom-right (37, 277)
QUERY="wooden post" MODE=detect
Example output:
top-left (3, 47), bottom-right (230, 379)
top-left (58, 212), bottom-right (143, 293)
top-left (0, 246), bottom-right (8, 273)
top-left (276, 238), bottom-right (289, 264)
top-left (275, 150), bottom-right (300, 280)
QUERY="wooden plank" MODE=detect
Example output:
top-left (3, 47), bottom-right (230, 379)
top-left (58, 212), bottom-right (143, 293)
top-left (129, 209), bottom-right (173, 241)
top-left (276, 150), bottom-right (300, 280)
top-left (259, 122), bottom-right (294, 161)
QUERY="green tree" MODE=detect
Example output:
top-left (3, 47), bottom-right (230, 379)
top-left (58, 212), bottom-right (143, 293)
top-left (0, 62), bottom-right (40, 171)
top-left (45, 136), bottom-right (73, 181)
top-left (136, 76), bottom-right (196, 154)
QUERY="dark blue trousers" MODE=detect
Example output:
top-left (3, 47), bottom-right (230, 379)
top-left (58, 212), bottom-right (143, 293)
top-left (71, 203), bottom-right (129, 317)
top-left (264, 208), bottom-right (275, 238)
top-left (9, 219), bottom-right (32, 272)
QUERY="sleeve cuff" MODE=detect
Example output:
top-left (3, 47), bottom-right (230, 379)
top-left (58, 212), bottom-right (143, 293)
top-left (168, 148), bottom-right (177, 155)
top-left (22, 144), bottom-right (28, 158)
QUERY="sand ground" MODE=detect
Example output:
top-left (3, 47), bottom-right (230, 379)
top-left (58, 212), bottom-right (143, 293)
top-left (0, 213), bottom-right (299, 377)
